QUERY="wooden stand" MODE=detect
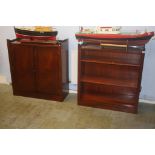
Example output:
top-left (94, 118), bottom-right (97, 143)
top-left (7, 39), bottom-right (69, 101)
top-left (77, 40), bottom-right (146, 113)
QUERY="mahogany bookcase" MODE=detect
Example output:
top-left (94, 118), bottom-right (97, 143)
top-left (76, 34), bottom-right (153, 113)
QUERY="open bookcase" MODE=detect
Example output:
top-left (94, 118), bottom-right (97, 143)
top-left (78, 42), bottom-right (145, 113)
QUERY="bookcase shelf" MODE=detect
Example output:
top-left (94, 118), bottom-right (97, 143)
top-left (80, 58), bottom-right (141, 67)
top-left (80, 76), bottom-right (138, 88)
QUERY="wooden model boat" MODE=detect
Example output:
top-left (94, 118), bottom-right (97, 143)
top-left (14, 26), bottom-right (58, 40)
top-left (75, 31), bottom-right (154, 46)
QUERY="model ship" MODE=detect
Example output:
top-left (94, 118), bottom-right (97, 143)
top-left (14, 26), bottom-right (58, 40)
top-left (79, 26), bottom-right (121, 34)
top-left (76, 26), bottom-right (154, 45)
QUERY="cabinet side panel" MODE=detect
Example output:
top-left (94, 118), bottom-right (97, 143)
top-left (61, 40), bottom-right (69, 98)
top-left (78, 44), bottom-right (82, 104)
top-left (136, 52), bottom-right (145, 99)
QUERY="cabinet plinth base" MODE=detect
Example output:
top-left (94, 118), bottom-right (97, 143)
top-left (13, 91), bottom-right (68, 102)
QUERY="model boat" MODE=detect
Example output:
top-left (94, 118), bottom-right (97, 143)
top-left (76, 27), bottom-right (154, 46)
top-left (14, 26), bottom-right (58, 40)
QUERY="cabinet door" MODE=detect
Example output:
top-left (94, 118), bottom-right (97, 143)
top-left (35, 45), bottom-right (61, 95)
top-left (10, 44), bottom-right (35, 92)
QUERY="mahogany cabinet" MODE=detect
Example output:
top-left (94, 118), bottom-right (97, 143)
top-left (7, 39), bottom-right (69, 101)
top-left (78, 41), bottom-right (145, 113)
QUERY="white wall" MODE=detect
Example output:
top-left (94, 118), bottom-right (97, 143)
top-left (122, 26), bottom-right (155, 100)
top-left (0, 26), bottom-right (15, 82)
top-left (0, 26), bottom-right (155, 101)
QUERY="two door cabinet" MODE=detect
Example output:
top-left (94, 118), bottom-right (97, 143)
top-left (7, 39), bottom-right (69, 101)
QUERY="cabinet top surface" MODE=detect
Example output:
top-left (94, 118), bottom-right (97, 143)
top-left (8, 38), bottom-right (68, 45)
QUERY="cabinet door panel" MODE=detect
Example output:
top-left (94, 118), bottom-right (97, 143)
top-left (35, 46), bottom-right (60, 94)
top-left (11, 44), bottom-right (35, 92)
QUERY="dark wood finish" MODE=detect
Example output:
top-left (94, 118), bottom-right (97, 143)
top-left (7, 39), bottom-right (69, 101)
top-left (78, 40), bottom-right (146, 113)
